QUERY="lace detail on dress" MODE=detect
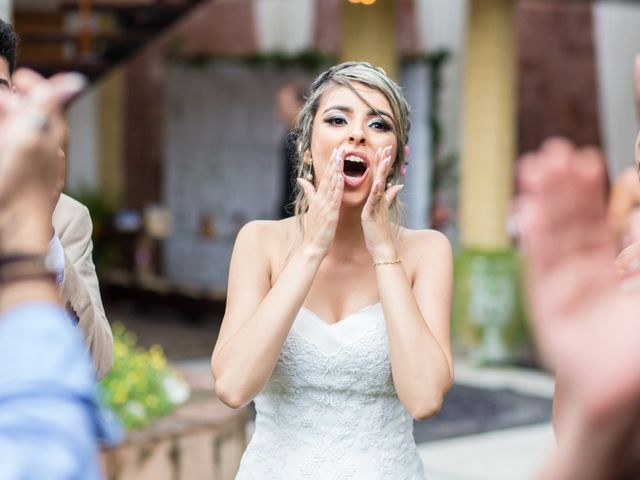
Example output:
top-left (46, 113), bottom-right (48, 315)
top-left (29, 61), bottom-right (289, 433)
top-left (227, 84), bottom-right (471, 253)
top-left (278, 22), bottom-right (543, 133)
top-left (235, 305), bottom-right (425, 480)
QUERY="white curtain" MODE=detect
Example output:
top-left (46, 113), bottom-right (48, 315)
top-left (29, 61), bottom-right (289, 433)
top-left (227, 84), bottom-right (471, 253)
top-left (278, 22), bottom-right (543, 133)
top-left (593, 1), bottom-right (640, 179)
top-left (414, 0), bottom-right (469, 161)
top-left (253, 0), bottom-right (314, 54)
top-left (0, 0), bottom-right (12, 21)
top-left (67, 89), bottom-right (100, 191)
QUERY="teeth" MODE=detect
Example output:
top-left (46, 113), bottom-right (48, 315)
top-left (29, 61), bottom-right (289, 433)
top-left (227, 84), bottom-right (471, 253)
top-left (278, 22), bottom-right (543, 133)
top-left (345, 155), bottom-right (365, 163)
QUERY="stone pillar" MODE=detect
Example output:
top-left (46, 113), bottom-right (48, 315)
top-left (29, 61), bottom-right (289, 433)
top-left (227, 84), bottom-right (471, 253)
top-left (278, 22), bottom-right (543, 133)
top-left (460, 0), bottom-right (516, 249)
top-left (98, 67), bottom-right (125, 201)
top-left (342, 0), bottom-right (397, 79)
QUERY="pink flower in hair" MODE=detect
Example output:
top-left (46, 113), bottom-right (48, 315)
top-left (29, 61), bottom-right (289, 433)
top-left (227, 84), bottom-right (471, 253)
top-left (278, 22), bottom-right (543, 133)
top-left (400, 161), bottom-right (409, 177)
top-left (404, 144), bottom-right (410, 159)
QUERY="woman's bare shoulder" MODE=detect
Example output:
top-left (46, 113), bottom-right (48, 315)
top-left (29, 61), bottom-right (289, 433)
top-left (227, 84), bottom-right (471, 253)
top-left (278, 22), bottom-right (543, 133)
top-left (398, 227), bottom-right (451, 250)
top-left (236, 217), bottom-right (299, 255)
top-left (238, 217), bottom-right (296, 237)
top-left (396, 228), bottom-right (452, 285)
top-left (397, 227), bottom-right (452, 264)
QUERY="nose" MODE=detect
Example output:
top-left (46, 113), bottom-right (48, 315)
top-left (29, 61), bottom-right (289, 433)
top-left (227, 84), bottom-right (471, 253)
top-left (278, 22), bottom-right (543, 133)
top-left (348, 124), bottom-right (366, 145)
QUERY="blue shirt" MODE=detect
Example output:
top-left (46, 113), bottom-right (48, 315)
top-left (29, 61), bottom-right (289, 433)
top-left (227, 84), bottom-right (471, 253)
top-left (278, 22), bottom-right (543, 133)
top-left (0, 302), bottom-right (120, 479)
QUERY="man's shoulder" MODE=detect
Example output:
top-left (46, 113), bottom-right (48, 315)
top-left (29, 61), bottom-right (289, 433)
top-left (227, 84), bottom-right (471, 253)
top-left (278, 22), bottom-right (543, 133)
top-left (53, 193), bottom-right (92, 237)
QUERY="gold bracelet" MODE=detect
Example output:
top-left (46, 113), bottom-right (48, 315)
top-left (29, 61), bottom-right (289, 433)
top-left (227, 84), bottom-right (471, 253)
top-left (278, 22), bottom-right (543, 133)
top-left (372, 258), bottom-right (402, 267)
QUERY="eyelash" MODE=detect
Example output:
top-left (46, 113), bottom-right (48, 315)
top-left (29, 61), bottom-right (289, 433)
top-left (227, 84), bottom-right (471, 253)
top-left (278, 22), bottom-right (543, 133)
top-left (325, 116), bottom-right (347, 126)
top-left (324, 116), bottom-right (392, 131)
top-left (370, 120), bottom-right (392, 131)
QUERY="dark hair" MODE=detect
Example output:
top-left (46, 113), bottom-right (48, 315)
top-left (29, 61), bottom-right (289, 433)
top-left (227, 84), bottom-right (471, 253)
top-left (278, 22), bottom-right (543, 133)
top-left (0, 19), bottom-right (17, 75)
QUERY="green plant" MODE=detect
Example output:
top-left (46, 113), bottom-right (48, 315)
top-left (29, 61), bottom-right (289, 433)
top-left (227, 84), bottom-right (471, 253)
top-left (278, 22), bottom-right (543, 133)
top-left (100, 323), bottom-right (190, 430)
top-left (452, 248), bottom-right (532, 365)
top-left (166, 39), bottom-right (336, 71)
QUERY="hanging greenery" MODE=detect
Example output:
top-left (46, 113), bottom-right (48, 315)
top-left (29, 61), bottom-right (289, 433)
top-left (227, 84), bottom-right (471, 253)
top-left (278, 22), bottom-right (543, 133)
top-left (166, 39), bottom-right (336, 71)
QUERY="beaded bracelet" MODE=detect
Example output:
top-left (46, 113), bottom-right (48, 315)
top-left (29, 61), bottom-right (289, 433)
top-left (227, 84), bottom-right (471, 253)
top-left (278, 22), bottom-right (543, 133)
top-left (0, 254), bottom-right (57, 284)
top-left (372, 259), bottom-right (402, 267)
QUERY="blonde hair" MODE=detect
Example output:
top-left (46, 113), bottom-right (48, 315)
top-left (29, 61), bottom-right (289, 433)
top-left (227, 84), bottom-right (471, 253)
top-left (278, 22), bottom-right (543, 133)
top-left (291, 62), bottom-right (411, 224)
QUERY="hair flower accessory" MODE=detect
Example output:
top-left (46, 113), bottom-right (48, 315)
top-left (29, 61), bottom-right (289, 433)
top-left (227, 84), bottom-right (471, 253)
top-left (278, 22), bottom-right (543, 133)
top-left (399, 145), bottom-right (410, 176)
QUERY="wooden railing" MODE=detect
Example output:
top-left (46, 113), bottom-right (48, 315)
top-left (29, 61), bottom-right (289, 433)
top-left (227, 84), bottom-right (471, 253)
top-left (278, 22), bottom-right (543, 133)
top-left (14, 0), bottom-right (203, 80)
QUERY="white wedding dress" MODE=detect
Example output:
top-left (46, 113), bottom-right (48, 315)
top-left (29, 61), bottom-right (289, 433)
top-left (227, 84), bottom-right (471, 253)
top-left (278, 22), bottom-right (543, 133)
top-left (235, 303), bottom-right (426, 479)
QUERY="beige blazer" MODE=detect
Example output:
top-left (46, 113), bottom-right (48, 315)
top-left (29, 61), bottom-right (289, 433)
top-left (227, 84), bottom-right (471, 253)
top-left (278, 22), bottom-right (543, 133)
top-left (53, 193), bottom-right (113, 378)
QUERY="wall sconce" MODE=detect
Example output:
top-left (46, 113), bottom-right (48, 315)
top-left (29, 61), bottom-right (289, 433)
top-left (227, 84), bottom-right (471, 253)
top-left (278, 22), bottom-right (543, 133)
top-left (348, 0), bottom-right (377, 5)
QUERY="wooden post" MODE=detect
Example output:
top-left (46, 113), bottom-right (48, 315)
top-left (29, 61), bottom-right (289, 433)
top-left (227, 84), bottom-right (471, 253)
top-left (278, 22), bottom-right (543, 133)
top-left (79, 0), bottom-right (93, 57)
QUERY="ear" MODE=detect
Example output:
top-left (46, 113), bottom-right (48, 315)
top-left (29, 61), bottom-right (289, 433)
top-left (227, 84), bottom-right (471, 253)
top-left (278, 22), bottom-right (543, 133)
top-left (303, 149), bottom-right (312, 166)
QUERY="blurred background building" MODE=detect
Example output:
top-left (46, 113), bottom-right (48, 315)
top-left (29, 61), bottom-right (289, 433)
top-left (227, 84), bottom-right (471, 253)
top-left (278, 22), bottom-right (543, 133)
top-left (7, 0), bottom-right (640, 362)
top-left (6, 0), bottom-right (640, 361)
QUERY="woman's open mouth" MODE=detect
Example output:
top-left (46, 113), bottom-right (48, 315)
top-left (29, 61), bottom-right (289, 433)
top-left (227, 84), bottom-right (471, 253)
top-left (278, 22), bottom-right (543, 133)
top-left (343, 154), bottom-right (369, 187)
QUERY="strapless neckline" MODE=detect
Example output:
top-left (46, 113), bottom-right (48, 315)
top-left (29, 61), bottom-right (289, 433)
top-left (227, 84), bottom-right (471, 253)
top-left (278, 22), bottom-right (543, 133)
top-left (293, 303), bottom-right (384, 357)
top-left (299, 302), bottom-right (381, 327)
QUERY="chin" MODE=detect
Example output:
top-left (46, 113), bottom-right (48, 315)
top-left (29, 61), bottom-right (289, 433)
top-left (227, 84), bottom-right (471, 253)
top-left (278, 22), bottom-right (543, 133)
top-left (341, 188), bottom-right (370, 208)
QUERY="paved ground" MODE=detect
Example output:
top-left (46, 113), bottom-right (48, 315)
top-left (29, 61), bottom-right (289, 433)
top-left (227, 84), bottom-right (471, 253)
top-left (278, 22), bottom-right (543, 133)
top-left (419, 424), bottom-right (555, 480)
top-left (418, 360), bottom-right (555, 480)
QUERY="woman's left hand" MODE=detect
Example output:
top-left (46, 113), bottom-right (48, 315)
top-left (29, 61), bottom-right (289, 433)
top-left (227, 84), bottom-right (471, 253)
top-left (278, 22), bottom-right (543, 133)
top-left (362, 145), bottom-right (404, 262)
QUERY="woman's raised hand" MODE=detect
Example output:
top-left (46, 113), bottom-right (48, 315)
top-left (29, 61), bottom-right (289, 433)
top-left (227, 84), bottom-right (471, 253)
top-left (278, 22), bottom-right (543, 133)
top-left (362, 145), bottom-right (403, 262)
top-left (296, 146), bottom-right (345, 258)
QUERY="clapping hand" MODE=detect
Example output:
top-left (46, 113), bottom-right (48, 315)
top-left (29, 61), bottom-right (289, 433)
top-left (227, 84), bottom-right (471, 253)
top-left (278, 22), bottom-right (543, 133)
top-left (517, 138), bottom-right (640, 480)
top-left (0, 69), bottom-right (84, 253)
top-left (0, 70), bottom-right (83, 206)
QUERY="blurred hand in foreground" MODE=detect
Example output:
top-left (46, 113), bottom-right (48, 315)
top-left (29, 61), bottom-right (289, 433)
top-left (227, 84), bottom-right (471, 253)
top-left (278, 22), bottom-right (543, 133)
top-left (516, 137), bottom-right (640, 480)
top-left (0, 69), bottom-right (83, 255)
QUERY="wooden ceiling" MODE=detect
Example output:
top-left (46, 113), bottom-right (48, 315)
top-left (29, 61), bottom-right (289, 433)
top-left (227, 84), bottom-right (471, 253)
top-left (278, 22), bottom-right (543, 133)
top-left (14, 0), bottom-right (203, 80)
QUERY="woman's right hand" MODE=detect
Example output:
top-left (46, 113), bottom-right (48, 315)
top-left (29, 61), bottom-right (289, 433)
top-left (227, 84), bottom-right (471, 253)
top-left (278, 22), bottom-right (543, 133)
top-left (296, 146), bottom-right (345, 258)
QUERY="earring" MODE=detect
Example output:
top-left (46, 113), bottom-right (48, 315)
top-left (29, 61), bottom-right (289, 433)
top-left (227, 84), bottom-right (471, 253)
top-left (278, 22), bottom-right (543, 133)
top-left (305, 160), bottom-right (314, 182)
top-left (386, 180), bottom-right (392, 189)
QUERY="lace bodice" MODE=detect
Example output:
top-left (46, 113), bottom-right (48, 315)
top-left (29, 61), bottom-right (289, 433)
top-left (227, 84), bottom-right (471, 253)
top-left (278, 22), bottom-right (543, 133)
top-left (235, 303), bottom-right (425, 480)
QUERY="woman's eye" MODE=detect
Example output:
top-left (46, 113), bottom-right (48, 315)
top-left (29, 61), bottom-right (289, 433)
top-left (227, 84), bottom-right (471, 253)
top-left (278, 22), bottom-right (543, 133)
top-left (370, 119), bottom-right (392, 131)
top-left (326, 116), bottom-right (347, 126)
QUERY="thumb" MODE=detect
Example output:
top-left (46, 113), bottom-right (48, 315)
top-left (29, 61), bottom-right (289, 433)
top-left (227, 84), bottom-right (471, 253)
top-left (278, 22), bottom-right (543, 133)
top-left (296, 177), bottom-right (316, 201)
top-left (385, 184), bottom-right (404, 205)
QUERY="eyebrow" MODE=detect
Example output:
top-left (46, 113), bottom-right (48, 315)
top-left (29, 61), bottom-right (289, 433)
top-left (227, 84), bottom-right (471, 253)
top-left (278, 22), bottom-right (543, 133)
top-left (322, 105), bottom-right (394, 122)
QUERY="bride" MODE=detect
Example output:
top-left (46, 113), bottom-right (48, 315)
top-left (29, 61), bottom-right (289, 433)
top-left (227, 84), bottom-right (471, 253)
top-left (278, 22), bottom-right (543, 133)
top-left (212, 62), bottom-right (453, 479)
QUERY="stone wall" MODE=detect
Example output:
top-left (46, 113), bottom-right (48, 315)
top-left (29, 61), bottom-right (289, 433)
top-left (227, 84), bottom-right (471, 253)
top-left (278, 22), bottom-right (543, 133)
top-left (162, 62), bottom-right (317, 287)
top-left (102, 369), bottom-right (249, 480)
top-left (516, 0), bottom-right (601, 153)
